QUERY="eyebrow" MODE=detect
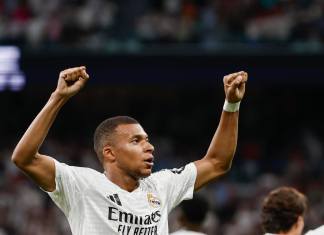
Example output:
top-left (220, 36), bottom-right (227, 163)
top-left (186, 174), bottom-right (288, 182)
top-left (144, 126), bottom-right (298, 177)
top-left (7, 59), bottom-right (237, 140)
top-left (130, 134), bottom-right (149, 140)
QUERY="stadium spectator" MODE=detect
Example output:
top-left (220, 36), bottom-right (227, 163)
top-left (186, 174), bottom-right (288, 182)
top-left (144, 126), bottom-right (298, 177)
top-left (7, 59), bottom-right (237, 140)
top-left (0, 0), bottom-right (323, 49)
top-left (170, 194), bottom-right (209, 235)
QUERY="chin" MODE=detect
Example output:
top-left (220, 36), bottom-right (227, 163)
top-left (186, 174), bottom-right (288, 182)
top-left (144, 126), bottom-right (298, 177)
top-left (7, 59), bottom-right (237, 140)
top-left (140, 170), bottom-right (152, 178)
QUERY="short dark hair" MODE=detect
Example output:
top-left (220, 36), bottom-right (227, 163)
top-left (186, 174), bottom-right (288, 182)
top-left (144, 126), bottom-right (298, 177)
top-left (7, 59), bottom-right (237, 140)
top-left (93, 116), bottom-right (139, 162)
top-left (261, 187), bottom-right (307, 234)
top-left (180, 195), bottom-right (209, 225)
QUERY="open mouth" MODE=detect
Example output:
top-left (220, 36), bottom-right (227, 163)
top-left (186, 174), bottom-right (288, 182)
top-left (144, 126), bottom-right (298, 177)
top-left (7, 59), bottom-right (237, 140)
top-left (144, 158), bottom-right (154, 166)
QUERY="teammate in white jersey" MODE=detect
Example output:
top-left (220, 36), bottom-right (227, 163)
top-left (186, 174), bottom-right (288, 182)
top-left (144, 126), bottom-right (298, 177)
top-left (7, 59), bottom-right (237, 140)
top-left (11, 66), bottom-right (248, 234)
top-left (261, 187), bottom-right (307, 235)
top-left (262, 187), bottom-right (324, 235)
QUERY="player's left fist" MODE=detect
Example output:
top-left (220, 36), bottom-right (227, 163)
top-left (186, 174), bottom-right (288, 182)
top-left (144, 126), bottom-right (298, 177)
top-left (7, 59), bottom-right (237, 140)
top-left (223, 71), bottom-right (248, 103)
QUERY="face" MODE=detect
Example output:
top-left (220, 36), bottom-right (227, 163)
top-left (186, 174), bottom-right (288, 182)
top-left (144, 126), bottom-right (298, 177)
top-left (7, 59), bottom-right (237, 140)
top-left (108, 123), bottom-right (155, 179)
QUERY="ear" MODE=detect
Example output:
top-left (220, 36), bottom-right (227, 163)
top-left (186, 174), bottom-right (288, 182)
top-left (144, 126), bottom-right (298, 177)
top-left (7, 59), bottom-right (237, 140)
top-left (102, 145), bottom-right (115, 162)
top-left (296, 215), bottom-right (304, 226)
top-left (292, 215), bottom-right (304, 234)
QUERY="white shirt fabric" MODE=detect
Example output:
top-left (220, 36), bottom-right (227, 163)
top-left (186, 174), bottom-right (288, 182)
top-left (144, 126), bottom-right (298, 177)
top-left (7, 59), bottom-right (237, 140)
top-left (305, 225), bottom-right (324, 235)
top-left (263, 226), bottom-right (324, 235)
top-left (170, 229), bottom-right (206, 235)
top-left (47, 160), bottom-right (197, 235)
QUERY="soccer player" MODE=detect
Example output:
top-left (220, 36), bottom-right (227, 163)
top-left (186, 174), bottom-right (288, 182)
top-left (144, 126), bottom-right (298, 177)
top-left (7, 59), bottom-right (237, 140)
top-left (261, 187), bottom-right (324, 235)
top-left (170, 194), bottom-right (209, 235)
top-left (11, 66), bottom-right (247, 235)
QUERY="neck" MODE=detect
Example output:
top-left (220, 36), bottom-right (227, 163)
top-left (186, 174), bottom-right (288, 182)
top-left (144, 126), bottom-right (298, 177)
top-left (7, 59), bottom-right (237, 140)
top-left (104, 165), bottom-right (139, 192)
top-left (278, 231), bottom-right (296, 235)
top-left (277, 219), bottom-right (302, 235)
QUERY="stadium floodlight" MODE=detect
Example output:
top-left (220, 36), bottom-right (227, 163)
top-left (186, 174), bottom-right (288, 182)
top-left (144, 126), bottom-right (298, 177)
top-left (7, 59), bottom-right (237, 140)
top-left (0, 46), bottom-right (26, 91)
top-left (0, 74), bottom-right (6, 91)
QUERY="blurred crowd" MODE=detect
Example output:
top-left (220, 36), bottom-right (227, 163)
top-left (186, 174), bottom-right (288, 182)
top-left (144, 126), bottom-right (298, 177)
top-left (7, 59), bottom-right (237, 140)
top-left (0, 0), bottom-right (323, 49)
top-left (1, 84), bottom-right (324, 235)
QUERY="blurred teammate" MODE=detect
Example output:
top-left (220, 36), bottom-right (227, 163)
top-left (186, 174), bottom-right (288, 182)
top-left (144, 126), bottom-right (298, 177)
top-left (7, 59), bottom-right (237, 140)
top-left (11, 66), bottom-right (247, 234)
top-left (262, 187), bottom-right (324, 235)
top-left (170, 194), bottom-right (209, 235)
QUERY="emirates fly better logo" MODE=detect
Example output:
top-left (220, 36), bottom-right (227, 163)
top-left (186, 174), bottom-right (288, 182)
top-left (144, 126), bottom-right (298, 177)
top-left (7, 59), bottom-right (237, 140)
top-left (147, 193), bottom-right (161, 208)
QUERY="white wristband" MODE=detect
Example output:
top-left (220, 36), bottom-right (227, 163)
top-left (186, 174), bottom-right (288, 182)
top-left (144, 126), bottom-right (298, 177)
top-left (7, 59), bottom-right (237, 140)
top-left (223, 100), bottom-right (240, 112)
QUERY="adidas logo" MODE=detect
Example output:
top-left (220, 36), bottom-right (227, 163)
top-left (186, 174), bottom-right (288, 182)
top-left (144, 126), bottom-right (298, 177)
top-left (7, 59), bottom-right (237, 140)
top-left (107, 194), bottom-right (122, 206)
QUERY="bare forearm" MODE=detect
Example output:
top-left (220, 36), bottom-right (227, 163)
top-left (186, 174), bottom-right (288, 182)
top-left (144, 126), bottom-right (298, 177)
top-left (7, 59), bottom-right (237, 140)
top-left (205, 111), bottom-right (239, 170)
top-left (12, 92), bottom-right (68, 166)
top-left (194, 71), bottom-right (246, 190)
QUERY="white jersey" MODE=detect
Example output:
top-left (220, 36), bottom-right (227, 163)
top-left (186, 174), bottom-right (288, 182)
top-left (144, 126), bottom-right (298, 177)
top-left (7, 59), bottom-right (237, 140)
top-left (263, 226), bottom-right (324, 235)
top-left (170, 229), bottom-right (206, 235)
top-left (47, 160), bottom-right (197, 235)
top-left (305, 225), bottom-right (324, 235)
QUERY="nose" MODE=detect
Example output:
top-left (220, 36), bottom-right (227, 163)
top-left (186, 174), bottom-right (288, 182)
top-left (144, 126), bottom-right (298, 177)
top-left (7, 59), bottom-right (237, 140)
top-left (145, 141), bottom-right (154, 153)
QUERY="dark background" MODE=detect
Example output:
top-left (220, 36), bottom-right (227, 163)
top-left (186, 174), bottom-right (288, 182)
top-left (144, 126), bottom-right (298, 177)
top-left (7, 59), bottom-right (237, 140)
top-left (1, 53), bottom-right (324, 234)
top-left (1, 0), bottom-right (324, 234)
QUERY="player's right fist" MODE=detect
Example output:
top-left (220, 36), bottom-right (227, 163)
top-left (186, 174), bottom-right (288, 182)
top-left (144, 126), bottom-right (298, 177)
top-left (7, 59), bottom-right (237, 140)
top-left (55, 66), bottom-right (90, 98)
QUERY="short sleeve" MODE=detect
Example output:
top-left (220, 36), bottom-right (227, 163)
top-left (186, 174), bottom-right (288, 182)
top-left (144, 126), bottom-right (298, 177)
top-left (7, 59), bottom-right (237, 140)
top-left (305, 225), bottom-right (324, 235)
top-left (151, 163), bottom-right (197, 212)
top-left (47, 160), bottom-right (82, 217)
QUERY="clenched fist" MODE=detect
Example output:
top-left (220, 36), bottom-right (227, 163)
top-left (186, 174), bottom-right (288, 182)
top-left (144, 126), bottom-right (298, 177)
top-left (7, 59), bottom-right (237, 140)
top-left (55, 66), bottom-right (90, 98)
top-left (223, 71), bottom-right (248, 103)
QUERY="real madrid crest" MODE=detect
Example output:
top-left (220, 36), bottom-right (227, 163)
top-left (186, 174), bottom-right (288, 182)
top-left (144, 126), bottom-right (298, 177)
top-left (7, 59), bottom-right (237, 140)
top-left (147, 193), bottom-right (161, 208)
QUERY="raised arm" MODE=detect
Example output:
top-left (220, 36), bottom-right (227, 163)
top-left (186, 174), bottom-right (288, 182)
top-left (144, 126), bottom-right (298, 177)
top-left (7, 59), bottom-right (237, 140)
top-left (11, 66), bottom-right (89, 191)
top-left (194, 71), bottom-right (247, 190)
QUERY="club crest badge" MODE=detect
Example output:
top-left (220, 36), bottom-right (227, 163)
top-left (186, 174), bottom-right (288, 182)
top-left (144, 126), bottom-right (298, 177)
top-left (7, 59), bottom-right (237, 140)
top-left (147, 193), bottom-right (161, 208)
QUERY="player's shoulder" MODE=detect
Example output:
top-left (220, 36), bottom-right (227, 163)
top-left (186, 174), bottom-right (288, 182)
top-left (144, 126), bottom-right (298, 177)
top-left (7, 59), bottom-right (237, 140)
top-left (71, 165), bottom-right (102, 175)
top-left (147, 163), bottom-right (195, 182)
top-left (305, 225), bottom-right (324, 235)
top-left (147, 167), bottom-right (178, 181)
top-left (56, 160), bottom-right (103, 178)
